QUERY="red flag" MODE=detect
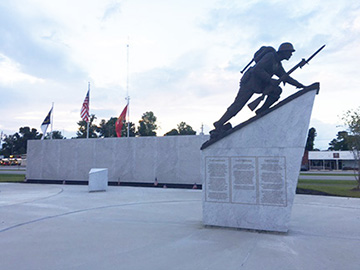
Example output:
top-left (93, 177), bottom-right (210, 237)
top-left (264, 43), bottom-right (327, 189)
top-left (80, 90), bottom-right (90, 122)
top-left (115, 104), bottom-right (128, 137)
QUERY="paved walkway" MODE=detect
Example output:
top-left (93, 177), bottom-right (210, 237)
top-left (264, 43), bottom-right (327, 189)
top-left (299, 171), bottom-right (358, 181)
top-left (0, 166), bottom-right (26, 175)
top-left (1, 183), bottom-right (360, 270)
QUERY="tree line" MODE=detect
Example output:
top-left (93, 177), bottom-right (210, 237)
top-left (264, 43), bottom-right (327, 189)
top-left (304, 128), bottom-right (356, 152)
top-left (0, 111), bottom-right (197, 156)
top-left (305, 107), bottom-right (360, 189)
top-left (76, 111), bottom-right (196, 138)
top-left (2, 107), bottom-right (360, 168)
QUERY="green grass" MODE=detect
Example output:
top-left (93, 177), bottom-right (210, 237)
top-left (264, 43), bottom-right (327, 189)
top-left (297, 179), bottom-right (360, 198)
top-left (0, 169), bottom-right (26, 172)
top-left (298, 179), bottom-right (357, 185)
top-left (0, 174), bottom-right (26, 183)
top-left (299, 172), bottom-right (357, 177)
top-left (1, 173), bottom-right (359, 198)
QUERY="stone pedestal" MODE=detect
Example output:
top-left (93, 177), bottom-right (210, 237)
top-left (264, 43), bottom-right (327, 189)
top-left (89, 168), bottom-right (108, 192)
top-left (201, 86), bottom-right (319, 232)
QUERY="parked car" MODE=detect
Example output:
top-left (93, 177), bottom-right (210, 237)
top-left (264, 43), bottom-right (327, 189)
top-left (300, 164), bottom-right (309, 171)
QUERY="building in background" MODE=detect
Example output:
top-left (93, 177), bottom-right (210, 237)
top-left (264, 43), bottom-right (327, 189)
top-left (307, 151), bottom-right (357, 170)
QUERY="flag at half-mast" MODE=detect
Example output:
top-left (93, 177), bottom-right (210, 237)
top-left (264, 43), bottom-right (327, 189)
top-left (41, 106), bottom-right (53, 140)
top-left (81, 89), bottom-right (90, 122)
top-left (115, 104), bottom-right (128, 137)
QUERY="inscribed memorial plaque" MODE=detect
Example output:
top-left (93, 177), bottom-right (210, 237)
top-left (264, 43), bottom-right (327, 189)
top-left (231, 157), bottom-right (257, 204)
top-left (205, 157), bottom-right (230, 202)
top-left (258, 157), bottom-right (286, 206)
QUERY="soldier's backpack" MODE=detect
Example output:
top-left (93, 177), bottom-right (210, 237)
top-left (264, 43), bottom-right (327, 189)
top-left (240, 46), bottom-right (276, 73)
top-left (253, 46), bottom-right (276, 63)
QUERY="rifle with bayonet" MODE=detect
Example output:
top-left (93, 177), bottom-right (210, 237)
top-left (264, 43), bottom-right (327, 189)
top-left (247, 44), bottom-right (326, 111)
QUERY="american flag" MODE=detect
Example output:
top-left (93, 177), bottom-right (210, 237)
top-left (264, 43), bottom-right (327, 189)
top-left (80, 90), bottom-right (90, 122)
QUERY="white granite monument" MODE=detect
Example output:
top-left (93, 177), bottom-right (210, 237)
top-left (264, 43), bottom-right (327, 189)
top-left (201, 85), bottom-right (319, 232)
top-left (88, 168), bottom-right (108, 192)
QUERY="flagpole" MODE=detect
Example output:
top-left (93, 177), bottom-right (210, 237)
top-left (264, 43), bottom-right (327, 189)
top-left (126, 96), bottom-right (130, 137)
top-left (0, 131), bottom-right (3, 149)
top-left (126, 41), bottom-right (130, 138)
top-left (50, 102), bottom-right (54, 140)
top-left (87, 82), bottom-right (90, 139)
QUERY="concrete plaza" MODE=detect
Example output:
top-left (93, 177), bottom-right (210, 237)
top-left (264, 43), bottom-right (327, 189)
top-left (1, 183), bottom-right (359, 270)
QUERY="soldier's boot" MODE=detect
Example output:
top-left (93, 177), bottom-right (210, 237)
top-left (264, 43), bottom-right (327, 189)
top-left (213, 109), bottom-right (234, 130)
top-left (255, 95), bottom-right (279, 115)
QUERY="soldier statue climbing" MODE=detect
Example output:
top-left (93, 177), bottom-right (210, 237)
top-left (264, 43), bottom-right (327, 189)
top-left (211, 42), bottom-right (325, 139)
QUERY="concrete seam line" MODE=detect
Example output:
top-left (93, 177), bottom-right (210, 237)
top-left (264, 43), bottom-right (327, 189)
top-left (0, 199), bottom-right (201, 233)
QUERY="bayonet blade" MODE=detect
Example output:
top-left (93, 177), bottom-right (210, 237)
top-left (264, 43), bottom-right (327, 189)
top-left (306, 44), bottom-right (326, 64)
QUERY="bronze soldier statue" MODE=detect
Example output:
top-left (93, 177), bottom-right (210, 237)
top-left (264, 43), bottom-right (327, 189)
top-left (213, 42), bottom-right (305, 131)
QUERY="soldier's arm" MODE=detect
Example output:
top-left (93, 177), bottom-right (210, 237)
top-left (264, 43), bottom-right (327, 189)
top-left (275, 65), bottom-right (304, 88)
top-left (285, 76), bottom-right (304, 88)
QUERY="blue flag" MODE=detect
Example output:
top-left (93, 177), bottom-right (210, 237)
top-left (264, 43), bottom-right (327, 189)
top-left (41, 107), bottom-right (53, 140)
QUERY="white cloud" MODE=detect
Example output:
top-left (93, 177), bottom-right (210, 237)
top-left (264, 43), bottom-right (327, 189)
top-left (0, 54), bottom-right (44, 85)
top-left (0, 0), bottom-right (359, 145)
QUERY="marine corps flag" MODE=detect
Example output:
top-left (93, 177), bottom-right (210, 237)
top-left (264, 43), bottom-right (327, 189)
top-left (115, 104), bottom-right (128, 137)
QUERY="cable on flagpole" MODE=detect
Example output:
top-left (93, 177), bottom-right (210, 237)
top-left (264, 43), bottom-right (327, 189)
top-left (126, 39), bottom-right (130, 138)
top-left (51, 102), bottom-right (54, 139)
top-left (87, 82), bottom-right (90, 139)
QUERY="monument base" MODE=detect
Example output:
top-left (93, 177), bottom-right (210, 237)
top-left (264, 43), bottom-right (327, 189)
top-left (89, 168), bottom-right (108, 192)
top-left (201, 86), bottom-right (319, 232)
top-left (203, 155), bottom-right (299, 232)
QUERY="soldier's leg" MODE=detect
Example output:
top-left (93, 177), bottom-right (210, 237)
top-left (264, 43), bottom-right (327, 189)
top-left (214, 88), bottom-right (253, 129)
top-left (255, 84), bottom-right (282, 115)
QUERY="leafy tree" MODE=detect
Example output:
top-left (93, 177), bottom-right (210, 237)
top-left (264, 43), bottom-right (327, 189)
top-left (328, 131), bottom-right (351, 151)
top-left (305, 127), bottom-right (316, 151)
top-left (137, 111), bottom-right (158, 136)
top-left (97, 117), bottom-right (117, 137)
top-left (44, 130), bottom-right (65, 140)
top-left (76, 114), bottom-right (98, 138)
top-left (164, 129), bottom-right (179, 136)
top-left (0, 127), bottom-right (41, 156)
top-left (177, 122), bottom-right (196, 135)
top-left (342, 108), bottom-right (360, 189)
top-left (0, 134), bottom-right (17, 156)
top-left (121, 122), bottom-right (136, 137)
top-left (97, 117), bottom-right (136, 138)
top-left (164, 122), bottom-right (196, 136)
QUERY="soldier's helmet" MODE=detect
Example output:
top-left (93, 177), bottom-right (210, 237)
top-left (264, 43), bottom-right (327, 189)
top-left (278, 42), bottom-right (295, 52)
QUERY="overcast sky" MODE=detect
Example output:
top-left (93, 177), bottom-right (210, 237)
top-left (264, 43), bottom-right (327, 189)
top-left (0, 0), bottom-right (359, 149)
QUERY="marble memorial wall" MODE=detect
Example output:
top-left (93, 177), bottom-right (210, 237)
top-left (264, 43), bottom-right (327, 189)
top-left (27, 135), bottom-right (209, 184)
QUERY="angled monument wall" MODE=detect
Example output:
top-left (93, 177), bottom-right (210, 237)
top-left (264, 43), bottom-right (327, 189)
top-left (201, 86), bottom-right (319, 232)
